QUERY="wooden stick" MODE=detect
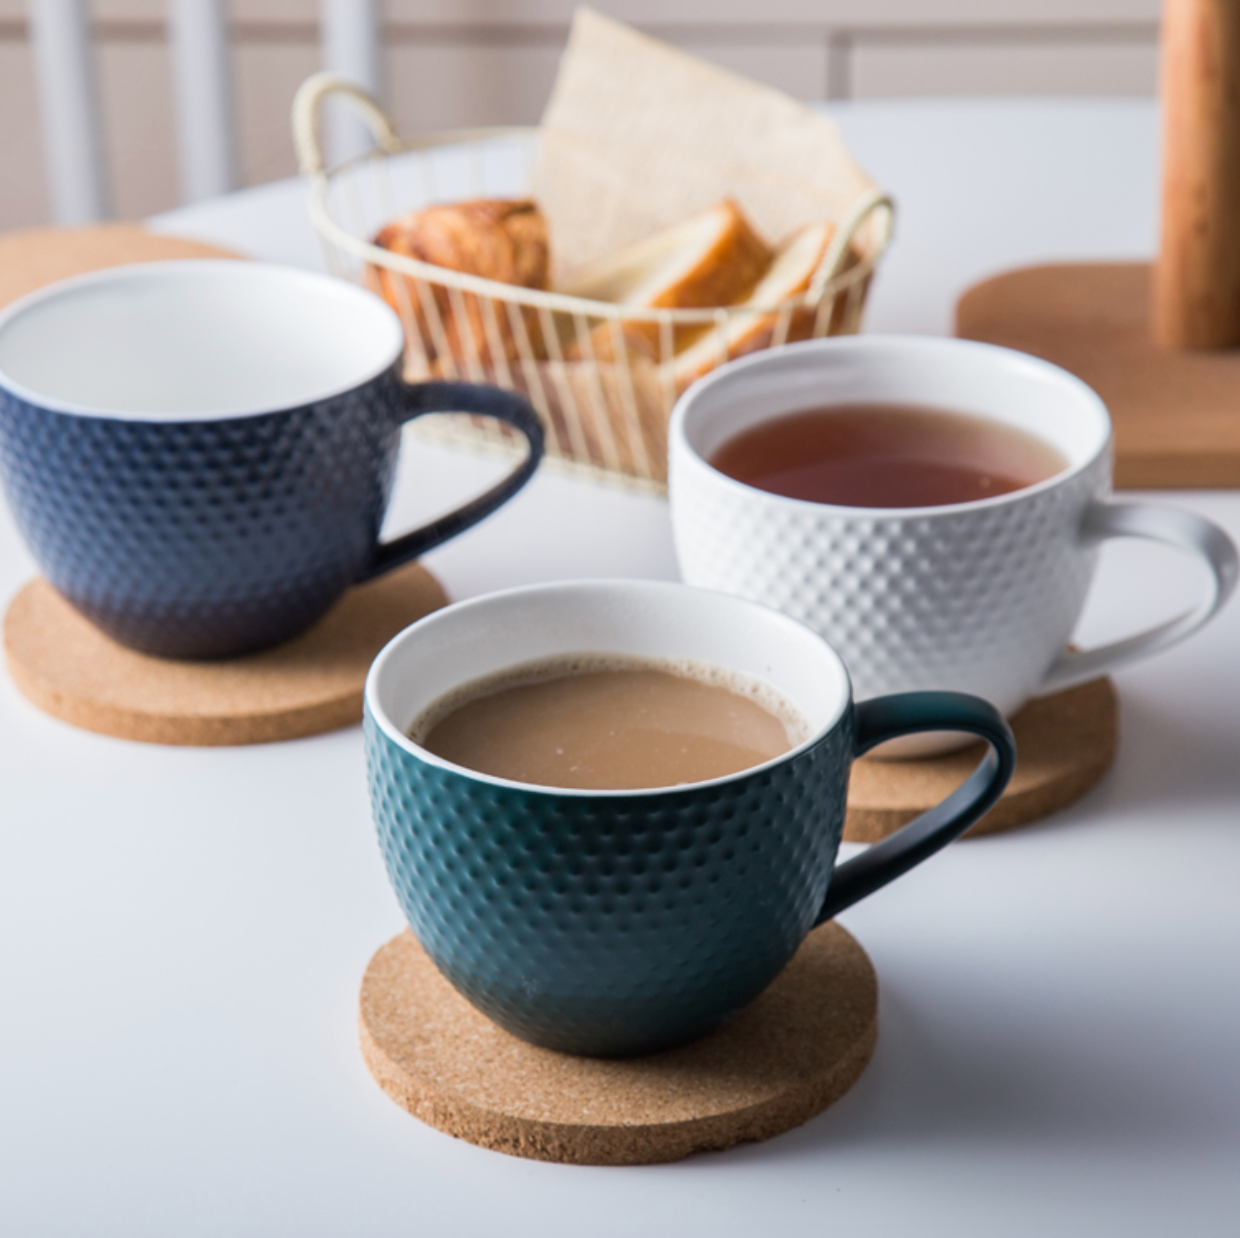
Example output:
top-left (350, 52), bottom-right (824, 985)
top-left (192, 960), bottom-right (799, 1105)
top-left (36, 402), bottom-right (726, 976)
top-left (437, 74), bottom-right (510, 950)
top-left (1153, 0), bottom-right (1240, 349)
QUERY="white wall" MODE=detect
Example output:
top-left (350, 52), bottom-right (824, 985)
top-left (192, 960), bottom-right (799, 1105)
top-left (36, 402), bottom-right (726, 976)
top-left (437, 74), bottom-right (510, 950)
top-left (0, 0), bottom-right (1162, 230)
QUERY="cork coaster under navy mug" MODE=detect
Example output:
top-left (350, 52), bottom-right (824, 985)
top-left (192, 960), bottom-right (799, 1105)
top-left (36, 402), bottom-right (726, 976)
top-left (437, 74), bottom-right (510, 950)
top-left (364, 580), bottom-right (1017, 1060)
top-left (0, 260), bottom-right (543, 661)
top-left (2, 560), bottom-right (448, 746)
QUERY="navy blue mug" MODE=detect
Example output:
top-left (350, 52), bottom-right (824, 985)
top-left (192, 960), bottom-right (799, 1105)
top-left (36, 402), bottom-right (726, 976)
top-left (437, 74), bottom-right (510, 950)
top-left (0, 260), bottom-right (543, 659)
top-left (365, 580), bottom-right (1017, 1058)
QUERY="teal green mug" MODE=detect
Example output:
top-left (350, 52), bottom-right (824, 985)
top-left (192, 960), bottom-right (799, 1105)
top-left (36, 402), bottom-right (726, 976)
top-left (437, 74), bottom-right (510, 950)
top-left (364, 581), bottom-right (1016, 1058)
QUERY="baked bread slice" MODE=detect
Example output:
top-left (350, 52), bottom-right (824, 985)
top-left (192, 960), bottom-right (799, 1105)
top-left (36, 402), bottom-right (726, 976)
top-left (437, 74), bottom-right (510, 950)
top-left (369, 199), bottom-right (549, 369)
top-left (664, 221), bottom-right (843, 393)
top-left (558, 200), bottom-right (771, 361)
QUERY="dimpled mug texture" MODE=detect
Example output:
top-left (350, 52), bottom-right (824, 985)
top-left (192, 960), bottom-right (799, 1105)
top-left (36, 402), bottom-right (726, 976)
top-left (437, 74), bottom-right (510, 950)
top-left (362, 579), bottom-right (1017, 1058)
top-left (0, 370), bottom-right (402, 660)
top-left (667, 336), bottom-right (1132, 723)
top-left (365, 707), bottom-right (853, 1058)
top-left (672, 450), bottom-right (1107, 715)
top-left (0, 260), bottom-right (543, 661)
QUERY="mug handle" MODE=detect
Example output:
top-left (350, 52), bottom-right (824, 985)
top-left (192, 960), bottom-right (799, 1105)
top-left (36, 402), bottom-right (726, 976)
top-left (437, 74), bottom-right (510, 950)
top-left (1037, 501), bottom-right (1238, 696)
top-left (815, 692), bottom-right (1017, 925)
top-left (357, 380), bottom-right (545, 581)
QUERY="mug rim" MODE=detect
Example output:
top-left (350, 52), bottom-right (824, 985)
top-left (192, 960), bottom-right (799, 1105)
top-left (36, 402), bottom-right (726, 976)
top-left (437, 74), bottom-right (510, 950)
top-left (364, 578), bottom-right (853, 799)
top-left (0, 259), bottom-right (405, 422)
top-left (671, 334), bottom-right (1112, 517)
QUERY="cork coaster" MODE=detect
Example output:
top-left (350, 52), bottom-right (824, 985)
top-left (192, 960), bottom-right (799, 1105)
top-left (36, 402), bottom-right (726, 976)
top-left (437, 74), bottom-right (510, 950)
top-left (360, 922), bottom-right (877, 1165)
top-left (0, 223), bottom-right (241, 311)
top-left (955, 262), bottom-right (1240, 489)
top-left (2, 563), bottom-right (447, 746)
top-left (846, 676), bottom-right (1118, 842)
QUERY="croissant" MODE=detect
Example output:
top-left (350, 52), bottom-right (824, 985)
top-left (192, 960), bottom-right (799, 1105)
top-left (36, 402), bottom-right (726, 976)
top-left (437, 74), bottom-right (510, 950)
top-left (370, 199), bottom-right (550, 369)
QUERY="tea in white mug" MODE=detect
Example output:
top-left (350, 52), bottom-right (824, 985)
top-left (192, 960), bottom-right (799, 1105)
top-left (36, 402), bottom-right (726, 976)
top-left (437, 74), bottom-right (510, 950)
top-left (709, 403), bottom-right (1067, 508)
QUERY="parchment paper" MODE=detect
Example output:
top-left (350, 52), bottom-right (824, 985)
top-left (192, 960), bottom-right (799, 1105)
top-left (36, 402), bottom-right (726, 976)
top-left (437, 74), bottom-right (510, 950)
top-left (530, 8), bottom-right (877, 284)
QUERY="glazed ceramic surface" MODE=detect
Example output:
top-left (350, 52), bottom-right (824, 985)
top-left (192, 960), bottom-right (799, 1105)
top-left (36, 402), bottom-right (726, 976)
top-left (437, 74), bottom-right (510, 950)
top-left (670, 336), bottom-right (1236, 738)
top-left (0, 261), bottom-right (543, 659)
top-left (365, 580), bottom-right (1015, 1057)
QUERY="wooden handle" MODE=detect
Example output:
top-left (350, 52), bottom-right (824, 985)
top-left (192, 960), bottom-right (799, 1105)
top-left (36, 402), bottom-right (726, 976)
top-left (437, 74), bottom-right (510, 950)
top-left (1153, 0), bottom-right (1240, 349)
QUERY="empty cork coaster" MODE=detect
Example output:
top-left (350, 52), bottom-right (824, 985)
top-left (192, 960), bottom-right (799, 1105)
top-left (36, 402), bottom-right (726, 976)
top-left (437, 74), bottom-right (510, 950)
top-left (0, 223), bottom-right (241, 312)
top-left (956, 262), bottom-right (1240, 489)
top-left (845, 676), bottom-right (1118, 842)
top-left (360, 922), bottom-right (877, 1165)
top-left (3, 562), bottom-right (447, 745)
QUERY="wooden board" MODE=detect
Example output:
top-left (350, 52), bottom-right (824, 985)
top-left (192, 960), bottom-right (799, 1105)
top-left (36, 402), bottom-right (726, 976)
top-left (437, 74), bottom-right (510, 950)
top-left (3, 563), bottom-right (448, 746)
top-left (360, 922), bottom-right (877, 1165)
top-left (0, 223), bottom-right (241, 311)
top-left (846, 676), bottom-right (1117, 842)
top-left (956, 262), bottom-right (1240, 489)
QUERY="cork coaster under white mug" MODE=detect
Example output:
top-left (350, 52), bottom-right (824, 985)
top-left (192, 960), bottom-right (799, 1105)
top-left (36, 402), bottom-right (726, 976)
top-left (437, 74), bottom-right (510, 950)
top-left (360, 921), bottom-right (877, 1166)
top-left (846, 676), bottom-right (1118, 842)
top-left (2, 561), bottom-right (447, 745)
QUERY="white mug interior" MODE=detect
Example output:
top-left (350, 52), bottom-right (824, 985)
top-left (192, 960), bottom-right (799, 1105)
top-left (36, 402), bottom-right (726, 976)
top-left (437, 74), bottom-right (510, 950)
top-left (675, 334), bottom-right (1111, 491)
top-left (0, 260), bottom-right (403, 419)
top-left (366, 579), bottom-right (852, 794)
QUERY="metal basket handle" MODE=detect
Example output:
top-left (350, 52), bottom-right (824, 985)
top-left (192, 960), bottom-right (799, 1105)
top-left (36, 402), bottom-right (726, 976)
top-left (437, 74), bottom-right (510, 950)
top-left (292, 71), bottom-right (402, 176)
top-left (809, 186), bottom-right (895, 300)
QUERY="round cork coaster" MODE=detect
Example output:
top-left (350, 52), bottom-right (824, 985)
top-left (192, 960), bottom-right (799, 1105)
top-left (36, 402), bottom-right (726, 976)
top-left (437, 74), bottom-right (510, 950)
top-left (846, 676), bottom-right (1118, 842)
top-left (2, 562), bottom-right (447, 746)
top-left (0, 223), bottom-right (241, 311)
top-left (360, 922), bottom-right (877, 1166)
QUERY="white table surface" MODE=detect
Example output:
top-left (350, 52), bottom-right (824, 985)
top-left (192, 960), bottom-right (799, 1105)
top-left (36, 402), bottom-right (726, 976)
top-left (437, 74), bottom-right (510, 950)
top-left (4, 99), bottom-right (1239, 1236)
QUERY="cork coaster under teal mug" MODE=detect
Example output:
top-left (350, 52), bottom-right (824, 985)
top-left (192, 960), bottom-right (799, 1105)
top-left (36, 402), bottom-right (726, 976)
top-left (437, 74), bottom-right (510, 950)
top-left (360, 920), bottom-right (877, 1165)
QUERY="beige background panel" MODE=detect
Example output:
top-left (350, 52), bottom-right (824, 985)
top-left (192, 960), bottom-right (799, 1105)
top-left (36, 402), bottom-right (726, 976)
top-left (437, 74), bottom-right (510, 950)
top-left (34, 2), bottom-right (1151, 25)
top-left (96, 39), bottom-right (178, 222)
top-left (669, 39), bottom-right (831, 102)
top-left (0, 0), bottom-right (1165, 233)
top-left (852, 38), bottom-right (1159, 99)
top-left (232, 39), bottom-right (319, 188)
top-left (383, 37), bottom-right (831, 131)
top-left (0, 40), bottom-right (46, 228)
top-left (348, 2), bottom-right (1165, 27)
top-left (384, 41), bottom-right (564, 134)
top-left (0, 0), bottom-right (1167, 27)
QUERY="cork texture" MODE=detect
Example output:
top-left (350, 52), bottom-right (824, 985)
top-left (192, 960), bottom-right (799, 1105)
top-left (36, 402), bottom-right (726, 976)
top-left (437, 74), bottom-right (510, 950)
top-left (846, 676), bottom-right (1118, 842)
top-left (360, 922), bottom-right (877, 1165)
top-left (956, 262), bottom-right (1240, 489)
top-left (3, 563), bottom-right (447, 746)
top-left (0, 223), bottom-right (242, 311)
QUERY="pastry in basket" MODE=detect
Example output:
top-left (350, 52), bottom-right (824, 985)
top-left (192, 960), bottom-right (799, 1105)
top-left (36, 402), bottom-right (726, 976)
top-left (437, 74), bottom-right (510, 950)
top-left (369, 199), bottom-right (549, 369)
top-left (558, 200), bottom-right (771, 361)
top-left (666, 220), bottom-right (845, 394)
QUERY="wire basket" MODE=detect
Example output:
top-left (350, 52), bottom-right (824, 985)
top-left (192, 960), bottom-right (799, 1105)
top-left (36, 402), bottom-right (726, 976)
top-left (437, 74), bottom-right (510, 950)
top-left (293, 73), bottom-right (894, 492)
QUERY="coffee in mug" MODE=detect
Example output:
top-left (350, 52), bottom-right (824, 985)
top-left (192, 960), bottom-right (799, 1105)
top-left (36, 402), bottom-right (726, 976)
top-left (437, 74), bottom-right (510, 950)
top-left (411, 654), bottom-right (805, 790)
top-left (708, 403), bottom-right (1068, 508)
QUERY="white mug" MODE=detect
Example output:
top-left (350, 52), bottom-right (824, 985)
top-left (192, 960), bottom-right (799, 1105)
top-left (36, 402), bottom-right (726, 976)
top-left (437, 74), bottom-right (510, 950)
top-left (669, 336), bottom-right (1237, 752)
